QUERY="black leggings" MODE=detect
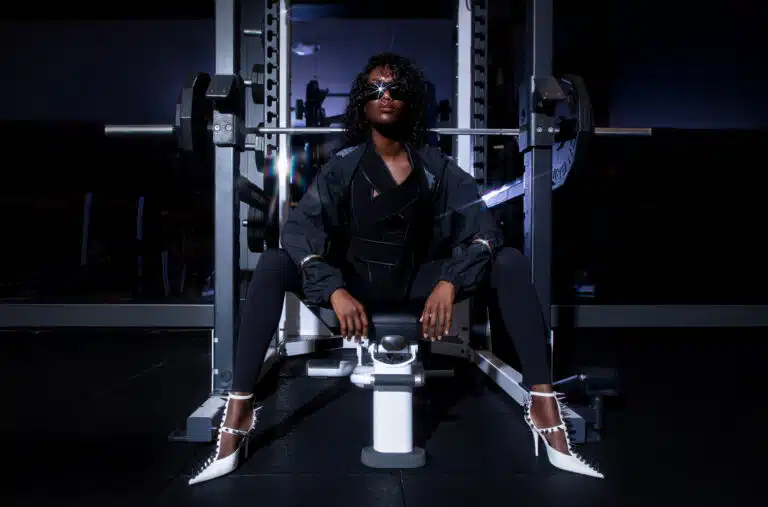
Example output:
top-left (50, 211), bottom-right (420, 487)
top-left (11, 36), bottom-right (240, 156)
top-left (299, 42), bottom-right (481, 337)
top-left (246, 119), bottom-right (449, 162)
top-left (232, 247), bottom-right (551, 391)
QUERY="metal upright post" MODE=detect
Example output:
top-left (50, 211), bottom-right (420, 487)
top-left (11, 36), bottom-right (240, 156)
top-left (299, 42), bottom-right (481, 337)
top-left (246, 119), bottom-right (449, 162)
top-left (277, 0), bottom-right (292, 228)
top-left (432, 0), bottom-right (475, 359)
top-left (471, 0), bottom-right (489, 185)
top-left (455, 0), bottom-right (489, 184)
top-left (240, 1), bottom-right (266, 272)
top-left (263, 0), bottom-right (280, 174)
top-left (454, 0), bottom-right (474, 176)
top-left (470, 0), bottom-right (586, 438)
top-left (212, 0), bottom-right (242, 394)
top-left (459, 0), bottom-right (489, 353)
top-left (277, 0), bottom-right (324, 347)
top-left (519, 0), bottom-right (561, 329)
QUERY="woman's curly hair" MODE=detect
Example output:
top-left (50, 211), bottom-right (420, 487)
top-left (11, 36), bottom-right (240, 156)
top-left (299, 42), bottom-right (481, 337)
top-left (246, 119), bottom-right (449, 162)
top-left (343, 53), bottom-right (429, 148)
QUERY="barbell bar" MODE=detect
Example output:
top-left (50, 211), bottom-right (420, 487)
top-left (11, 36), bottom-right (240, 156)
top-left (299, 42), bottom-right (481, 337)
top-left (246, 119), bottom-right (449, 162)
top-left (256, 127), bottom-right (534, 136)
top-left (258, 126), bottom-right (651, 136)
top-left (104, 125), bottom-right (651, 137)
top-left (105, 125), bottom-right (176, 136)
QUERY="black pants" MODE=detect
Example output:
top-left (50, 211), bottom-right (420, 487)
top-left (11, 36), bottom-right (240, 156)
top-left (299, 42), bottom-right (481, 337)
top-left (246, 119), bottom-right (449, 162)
top-left (232, 247), bottom-right (551, 391)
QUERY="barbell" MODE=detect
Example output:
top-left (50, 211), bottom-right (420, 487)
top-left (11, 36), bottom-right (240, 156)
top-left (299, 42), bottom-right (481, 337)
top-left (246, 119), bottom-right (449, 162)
top-left (104, 72), bottom-right (651, 189)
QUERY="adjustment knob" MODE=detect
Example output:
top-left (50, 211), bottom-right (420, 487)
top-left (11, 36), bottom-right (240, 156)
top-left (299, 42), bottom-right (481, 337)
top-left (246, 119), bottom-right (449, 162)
top-left (380, 335), bottom-right (407, 352)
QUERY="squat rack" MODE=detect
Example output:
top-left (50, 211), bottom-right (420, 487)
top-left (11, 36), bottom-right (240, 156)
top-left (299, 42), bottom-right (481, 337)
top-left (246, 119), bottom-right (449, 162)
top-left (2, 0), bottom-right (767, 443)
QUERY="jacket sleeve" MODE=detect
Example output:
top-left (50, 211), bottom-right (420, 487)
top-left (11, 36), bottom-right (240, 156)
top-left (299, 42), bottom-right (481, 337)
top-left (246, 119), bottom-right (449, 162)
top-left (280, 158), bottom-right (346, 306)
top-left (438, 159), bottom-right (504, 294)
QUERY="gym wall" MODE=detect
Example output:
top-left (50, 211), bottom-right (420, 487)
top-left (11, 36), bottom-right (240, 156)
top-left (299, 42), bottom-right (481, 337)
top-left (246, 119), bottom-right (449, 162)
top-left (2, 18), bottom-right (454, 125)
top-left (2, 8), bottom-right (765, 302)
top-left (3, 7), bottom-right (765, 128)
top-left (290, 19), bottom-right (454, 122)
top-left (606, 1), bottom-right (766, 130)
top-left (2, 20), bottom-right (215, 124)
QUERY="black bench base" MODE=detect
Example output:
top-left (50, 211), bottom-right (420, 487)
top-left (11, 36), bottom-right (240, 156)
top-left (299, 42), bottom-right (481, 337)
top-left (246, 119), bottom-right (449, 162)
top-left (361, 446), bottom-right (426, 469)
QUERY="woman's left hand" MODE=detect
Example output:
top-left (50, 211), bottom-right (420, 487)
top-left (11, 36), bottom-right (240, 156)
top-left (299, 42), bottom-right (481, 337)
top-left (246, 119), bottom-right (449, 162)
top-left (420, 281), bottom-right (455, 340)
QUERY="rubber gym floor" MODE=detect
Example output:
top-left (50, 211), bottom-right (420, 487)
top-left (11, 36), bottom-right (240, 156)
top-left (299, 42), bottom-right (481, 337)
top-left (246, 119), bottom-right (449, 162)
top-left (1, 327), bottom-right (763, 506)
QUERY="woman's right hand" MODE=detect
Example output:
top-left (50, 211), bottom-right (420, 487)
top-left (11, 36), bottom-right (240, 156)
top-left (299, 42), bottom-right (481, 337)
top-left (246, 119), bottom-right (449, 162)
top-left (329, 289), bottom-right (368, 341)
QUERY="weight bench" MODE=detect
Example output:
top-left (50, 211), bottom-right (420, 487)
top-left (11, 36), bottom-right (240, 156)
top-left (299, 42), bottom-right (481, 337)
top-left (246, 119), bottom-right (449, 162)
top-left (305, 307), bottom-right (453, 468)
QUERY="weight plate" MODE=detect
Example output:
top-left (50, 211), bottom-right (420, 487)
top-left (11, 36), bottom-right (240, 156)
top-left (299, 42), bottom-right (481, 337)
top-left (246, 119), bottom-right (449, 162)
top-left (262, 172), bottom-right (280, 250)
top-left (246, 206), bottom-right (267, 253)
top-left (245, 173), bottom-right (280, 253)
top-left (251, 64), bottom-right (265, 105)
top-left (175, 72), bottom-right (212, 154)
top-left (437, 99), bottom-right (452, 122)
top-left (551, 75), bottom-right (593, 190)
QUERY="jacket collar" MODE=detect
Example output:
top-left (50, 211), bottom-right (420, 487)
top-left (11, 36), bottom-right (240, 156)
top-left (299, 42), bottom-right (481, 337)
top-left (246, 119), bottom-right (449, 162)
top-left (336, 142), bottom-right (444, 191)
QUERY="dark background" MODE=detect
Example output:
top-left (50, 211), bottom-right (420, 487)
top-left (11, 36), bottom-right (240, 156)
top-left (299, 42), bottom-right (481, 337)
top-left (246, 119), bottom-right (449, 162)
top-left (1, 0), bottom-right (766, 303)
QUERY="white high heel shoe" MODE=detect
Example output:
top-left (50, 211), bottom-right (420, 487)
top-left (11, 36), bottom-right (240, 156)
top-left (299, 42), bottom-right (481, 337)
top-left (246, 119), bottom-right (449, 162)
top-left (188, 393), bottom-right (261, 486)
top-left (524, 391), bottom-right (604, 479)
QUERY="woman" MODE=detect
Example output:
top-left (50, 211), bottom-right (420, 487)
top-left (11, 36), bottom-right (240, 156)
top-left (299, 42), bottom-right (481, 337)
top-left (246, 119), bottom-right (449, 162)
top-left (189, 53), bottom-right (602, 485)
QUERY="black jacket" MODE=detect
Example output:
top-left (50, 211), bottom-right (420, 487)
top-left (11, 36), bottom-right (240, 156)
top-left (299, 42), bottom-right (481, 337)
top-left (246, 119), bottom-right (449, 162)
top-left (281, 142), bottom-right (504, 306)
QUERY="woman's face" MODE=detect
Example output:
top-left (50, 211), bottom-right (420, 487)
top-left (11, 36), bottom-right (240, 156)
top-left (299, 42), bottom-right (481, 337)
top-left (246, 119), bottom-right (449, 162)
top-left (364, 66), bottom-right (406, 126)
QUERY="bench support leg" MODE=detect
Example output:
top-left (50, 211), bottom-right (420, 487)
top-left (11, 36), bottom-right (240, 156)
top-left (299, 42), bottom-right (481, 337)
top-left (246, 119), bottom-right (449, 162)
top-left (361, 362), bottom-right (426, 468)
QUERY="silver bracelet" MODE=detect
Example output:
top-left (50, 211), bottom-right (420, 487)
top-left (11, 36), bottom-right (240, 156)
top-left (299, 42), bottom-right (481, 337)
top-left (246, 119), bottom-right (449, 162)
top-left (471, 238), bottom-right (493, 254)
top-left (300, 254), bottom-right (324, 268)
